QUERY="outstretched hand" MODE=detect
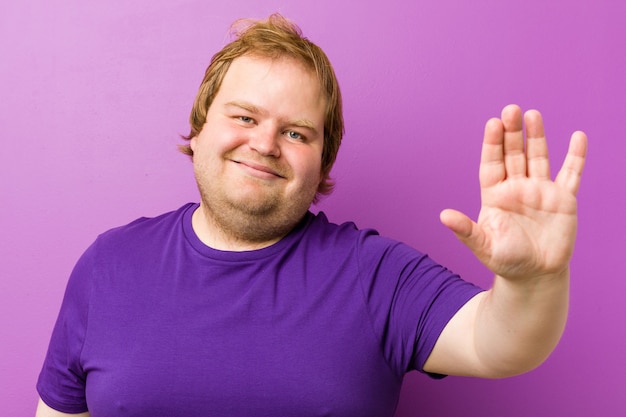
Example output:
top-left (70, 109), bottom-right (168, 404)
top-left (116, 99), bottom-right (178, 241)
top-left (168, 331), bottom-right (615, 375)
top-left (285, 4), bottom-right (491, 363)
top-left (440, 104), bottom-right (587, 280)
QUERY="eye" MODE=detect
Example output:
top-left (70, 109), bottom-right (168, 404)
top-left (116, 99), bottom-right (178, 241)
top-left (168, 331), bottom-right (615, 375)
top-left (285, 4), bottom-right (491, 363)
top-left (238, 116), bottom-right (254, 124)
top-left (286, 130), bottom-right (304, 141)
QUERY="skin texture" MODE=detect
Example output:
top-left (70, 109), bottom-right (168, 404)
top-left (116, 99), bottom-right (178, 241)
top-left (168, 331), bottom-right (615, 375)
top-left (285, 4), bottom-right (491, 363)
top-left (190, 55), bottom-right (327, 251)
top-left (424, 104), bottom-right (587, 377)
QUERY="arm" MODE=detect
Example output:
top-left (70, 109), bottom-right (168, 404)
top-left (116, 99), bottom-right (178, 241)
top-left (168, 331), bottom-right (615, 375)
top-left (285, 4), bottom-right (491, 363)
top-left (424, 104), bottom-right (587, 378)
top-left (36, 398), bottom-right (90, 417)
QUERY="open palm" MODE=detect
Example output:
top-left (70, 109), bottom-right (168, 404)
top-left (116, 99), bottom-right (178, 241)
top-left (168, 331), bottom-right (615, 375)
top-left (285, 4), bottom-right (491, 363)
top-left (441, 105), bottom-right (587, 280)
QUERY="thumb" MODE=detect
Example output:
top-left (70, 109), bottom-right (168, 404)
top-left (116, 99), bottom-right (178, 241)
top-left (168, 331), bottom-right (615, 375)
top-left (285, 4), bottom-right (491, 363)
top-left (440, 209), bottom-right (474, 238)
top-left (440, 209), bottom-right (485, 256)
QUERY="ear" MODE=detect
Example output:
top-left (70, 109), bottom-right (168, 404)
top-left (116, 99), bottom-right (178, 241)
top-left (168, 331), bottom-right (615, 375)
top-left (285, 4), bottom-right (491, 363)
top-left (190, 136), bottom-right (198, 152)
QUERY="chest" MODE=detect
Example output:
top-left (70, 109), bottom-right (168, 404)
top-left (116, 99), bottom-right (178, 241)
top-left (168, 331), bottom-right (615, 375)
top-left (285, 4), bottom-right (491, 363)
top-left (81, 263), bottom-right (401, 416)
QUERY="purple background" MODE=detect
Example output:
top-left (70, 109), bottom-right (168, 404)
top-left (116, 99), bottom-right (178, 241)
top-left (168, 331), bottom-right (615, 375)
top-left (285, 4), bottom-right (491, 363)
top-left (1, 1), bottom-right (624, 416)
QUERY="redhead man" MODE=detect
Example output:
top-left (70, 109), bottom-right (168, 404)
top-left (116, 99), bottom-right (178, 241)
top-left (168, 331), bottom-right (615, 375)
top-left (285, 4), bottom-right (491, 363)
top-left (36, 14), bottom-right (587, 417)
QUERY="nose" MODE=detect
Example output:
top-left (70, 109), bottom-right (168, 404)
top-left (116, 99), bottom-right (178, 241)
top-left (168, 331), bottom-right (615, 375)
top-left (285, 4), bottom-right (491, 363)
top-left (248, 123), bottom-right (281, 158)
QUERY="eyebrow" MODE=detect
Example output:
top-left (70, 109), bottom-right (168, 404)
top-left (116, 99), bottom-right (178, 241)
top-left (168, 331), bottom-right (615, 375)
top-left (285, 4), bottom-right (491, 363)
top-left (225, 101), bottom-right (320, 135)
top-left (225, 100), bottom-right (263, 115)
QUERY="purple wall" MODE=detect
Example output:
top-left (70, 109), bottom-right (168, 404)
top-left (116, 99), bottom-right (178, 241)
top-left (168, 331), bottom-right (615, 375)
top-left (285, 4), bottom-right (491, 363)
top-left (1, 1), bottom-right (624, 415)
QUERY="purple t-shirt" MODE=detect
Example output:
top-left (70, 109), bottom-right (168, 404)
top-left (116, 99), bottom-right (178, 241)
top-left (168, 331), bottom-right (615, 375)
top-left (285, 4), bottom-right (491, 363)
top-left (37, 203), bottom-right (483, 416)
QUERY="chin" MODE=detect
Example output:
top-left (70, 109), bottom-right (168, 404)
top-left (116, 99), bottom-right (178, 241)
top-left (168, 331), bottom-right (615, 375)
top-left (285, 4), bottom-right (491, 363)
top-left (228, 190), bottom-right (282, 215)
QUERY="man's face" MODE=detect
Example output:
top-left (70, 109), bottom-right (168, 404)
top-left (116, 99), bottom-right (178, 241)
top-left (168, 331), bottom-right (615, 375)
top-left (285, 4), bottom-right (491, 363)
top-left (190, 54), bottom-right (326, 245)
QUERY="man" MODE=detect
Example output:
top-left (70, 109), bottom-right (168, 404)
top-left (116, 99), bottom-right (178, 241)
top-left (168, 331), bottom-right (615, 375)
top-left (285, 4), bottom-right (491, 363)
top-left (36, 14), bottom-right (587, 417)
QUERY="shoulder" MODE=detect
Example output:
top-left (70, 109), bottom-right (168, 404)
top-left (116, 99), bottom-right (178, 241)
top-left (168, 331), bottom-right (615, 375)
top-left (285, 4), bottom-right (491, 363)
top-left (300, 211), bottom-right (376, 255)
top-left (95, 203), bottom-right (194, 247)
top-left (76, 203), bottom-right (196, 266)
top-left (303, 211), bottom-right (426, 263)
top-left (304, 211), bottom-right (378, 243)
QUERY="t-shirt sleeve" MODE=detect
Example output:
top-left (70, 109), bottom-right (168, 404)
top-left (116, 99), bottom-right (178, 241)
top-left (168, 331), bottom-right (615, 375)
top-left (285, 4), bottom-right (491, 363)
top-left (357, 232), bottom-right (484, 378)
top-left (36, 242), bottom-right (96, 413)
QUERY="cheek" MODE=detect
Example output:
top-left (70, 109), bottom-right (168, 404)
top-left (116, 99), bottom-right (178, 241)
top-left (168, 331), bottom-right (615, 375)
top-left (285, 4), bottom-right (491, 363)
top-left (202, 124), bottom-right (246, 152)
top-left (293, 151), bottom-right (323, 185)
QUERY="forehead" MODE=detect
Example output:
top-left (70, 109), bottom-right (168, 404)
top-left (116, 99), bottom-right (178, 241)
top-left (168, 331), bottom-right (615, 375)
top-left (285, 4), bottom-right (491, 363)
top-left (224, 54), bottom-right (319, 89)
top-left (216, 54), bottom-right (326, 120)
top-left (231, 52), bottom-right (315, 75)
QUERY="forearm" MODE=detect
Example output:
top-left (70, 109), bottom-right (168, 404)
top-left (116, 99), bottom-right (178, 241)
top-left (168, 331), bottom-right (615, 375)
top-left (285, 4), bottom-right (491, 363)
top-left (473, 268), bottom-right (570, 377)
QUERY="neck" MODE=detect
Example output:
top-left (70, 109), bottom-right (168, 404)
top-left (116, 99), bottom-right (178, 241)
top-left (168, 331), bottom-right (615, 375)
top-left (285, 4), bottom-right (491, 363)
top-left (191, 203), bottom-right (296, 251)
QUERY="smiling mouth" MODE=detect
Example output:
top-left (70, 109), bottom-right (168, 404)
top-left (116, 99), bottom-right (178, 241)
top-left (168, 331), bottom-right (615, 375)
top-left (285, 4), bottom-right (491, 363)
top-left (233, 160), bottom-right (286, 179)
